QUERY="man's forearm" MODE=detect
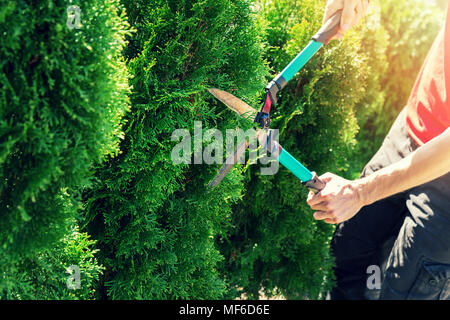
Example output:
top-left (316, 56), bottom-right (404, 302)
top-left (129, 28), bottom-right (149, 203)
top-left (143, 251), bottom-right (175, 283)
top-left (358, 127), bottom-right (450, 206)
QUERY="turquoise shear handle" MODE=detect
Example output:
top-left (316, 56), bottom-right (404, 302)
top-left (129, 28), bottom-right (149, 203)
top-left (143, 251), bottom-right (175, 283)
top-left (262, 11), bottom-right (343, 191)
top-left (280, 41), bottom-right (323, 82)
top-left (275, 10), bottom-right (343, 84)
top-left (278, 148), bottom-right (325, 193)
top-left (268, 140), bottom-right (325, 193)
top-left (278, 148), bottom-right (313, 182)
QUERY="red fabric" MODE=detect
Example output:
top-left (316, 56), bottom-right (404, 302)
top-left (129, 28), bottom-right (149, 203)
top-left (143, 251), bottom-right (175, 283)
top-left (406, 4), bottom-right (450, 146)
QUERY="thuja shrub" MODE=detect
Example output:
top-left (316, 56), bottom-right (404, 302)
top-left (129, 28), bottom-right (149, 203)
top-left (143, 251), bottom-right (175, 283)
top-left (83, 0), bottom-right (268, 299)
top-left (218, 0), bottom-right (386, 299)
top-left (4, 227), bottom-right (103, 300)
top-left (0, 0), bottom-right (130, 297)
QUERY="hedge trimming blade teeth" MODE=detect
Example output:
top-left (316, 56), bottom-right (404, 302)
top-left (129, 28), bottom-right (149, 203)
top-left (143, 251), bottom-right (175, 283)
top-left (207, 88), bottom-right (260, 189)
top-left (208, 88), bottom-right (257, 120)
top-left (207, 139), bottom-right (249, 189)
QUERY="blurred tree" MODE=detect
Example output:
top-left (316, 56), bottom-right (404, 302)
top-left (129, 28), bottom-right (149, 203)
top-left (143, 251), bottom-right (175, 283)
top-left (350, 0), bottom-right (443, 174)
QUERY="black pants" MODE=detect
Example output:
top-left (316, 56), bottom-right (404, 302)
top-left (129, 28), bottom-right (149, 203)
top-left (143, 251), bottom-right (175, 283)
top-left (330, 107), bottom-right (450, 300)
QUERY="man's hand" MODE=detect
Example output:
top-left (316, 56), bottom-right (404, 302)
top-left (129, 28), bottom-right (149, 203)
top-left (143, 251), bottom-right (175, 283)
top-left (307, 172), bottom-right (366, 224)
top-left (306, 128), bottom-right (450, 225)
top-left (324, 0), bottom-right (370, 39)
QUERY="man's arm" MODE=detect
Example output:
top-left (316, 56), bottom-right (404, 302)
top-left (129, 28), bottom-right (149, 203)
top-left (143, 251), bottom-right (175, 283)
top-left (307, 127), bottom-right (450, 224)
top-left (360, 127), bottom-right (450, 206)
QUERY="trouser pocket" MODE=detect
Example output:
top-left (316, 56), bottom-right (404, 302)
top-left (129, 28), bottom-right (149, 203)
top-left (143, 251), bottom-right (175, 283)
top-left (407, 261), bottom-right (450, 300)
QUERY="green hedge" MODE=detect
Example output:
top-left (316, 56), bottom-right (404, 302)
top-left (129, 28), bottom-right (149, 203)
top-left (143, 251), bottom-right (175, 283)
top-left (5, 227), bottom-right (103, 300)
top-left (0, 0), bottom-right (130, 298)
top-left (83, 0), bottom-right (268, 299)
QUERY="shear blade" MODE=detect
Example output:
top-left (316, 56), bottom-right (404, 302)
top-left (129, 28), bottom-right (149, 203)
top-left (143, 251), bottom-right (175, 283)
top-left (207, 139), bottom-right (249, 189)
top-left (208, 88), bottom-right (257, 120)
top-left (207, 88), bottom-right (265, 189)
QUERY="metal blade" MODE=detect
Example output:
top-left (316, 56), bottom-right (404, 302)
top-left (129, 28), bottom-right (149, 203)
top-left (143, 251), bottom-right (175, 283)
top-left (207, 139), bottom-right (249, 189)
top-left (207, 88), bottom-right (263, 189)
top-left (208, 88), bottom-right (257, 120)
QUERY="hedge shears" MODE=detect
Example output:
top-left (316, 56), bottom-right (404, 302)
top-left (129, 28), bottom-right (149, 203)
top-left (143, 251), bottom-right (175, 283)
top-left (208, 11), bottom-right (342, 192)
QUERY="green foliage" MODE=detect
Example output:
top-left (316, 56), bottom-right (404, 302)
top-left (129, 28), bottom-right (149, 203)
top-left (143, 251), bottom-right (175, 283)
top-left (83, 0), bottom-right (268, 299)
top-left (0, 0), bottom-right (130, 298)
top-left (2, 227), bottom-right (103, 300)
